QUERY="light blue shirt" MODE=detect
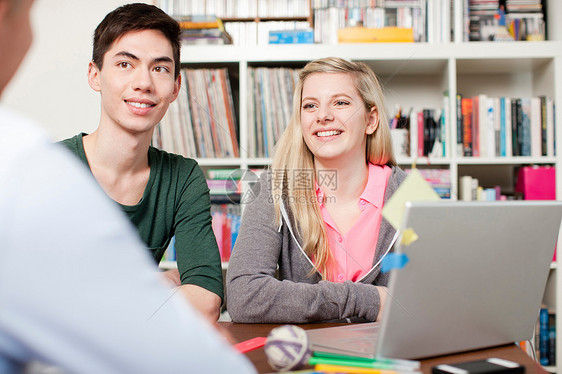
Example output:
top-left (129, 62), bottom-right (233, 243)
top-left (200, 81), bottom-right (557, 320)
top-left (0, 107), bottom-right (255, 374)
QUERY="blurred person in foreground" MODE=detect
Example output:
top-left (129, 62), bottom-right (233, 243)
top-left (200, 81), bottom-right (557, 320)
top-left (0, 0), bottom-right (255, 372)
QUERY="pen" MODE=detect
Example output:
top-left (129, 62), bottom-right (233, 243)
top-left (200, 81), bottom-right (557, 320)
top-left (314, 363), bottom-right (422, 374)
top-left (312, 352), bottom-right (420, 370)
top-left (309, 357), bottom-right (419, 371)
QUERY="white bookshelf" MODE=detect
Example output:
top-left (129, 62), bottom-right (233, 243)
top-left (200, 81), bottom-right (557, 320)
top-left (182, 40), bottom-right (562, 368)
top-left (168, 1), bottom-right (562, 369)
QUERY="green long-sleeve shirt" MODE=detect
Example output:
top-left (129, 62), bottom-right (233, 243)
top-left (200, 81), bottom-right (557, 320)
top-left (60, 133), bottom-right (223, 301)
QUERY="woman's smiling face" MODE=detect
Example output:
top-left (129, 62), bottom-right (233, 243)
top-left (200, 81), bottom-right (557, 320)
top-left (300, 72), bottom-right (378, 167)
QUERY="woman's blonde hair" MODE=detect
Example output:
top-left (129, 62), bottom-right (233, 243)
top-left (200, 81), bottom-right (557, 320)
top-left (271, 57), bottom-right (396, 280)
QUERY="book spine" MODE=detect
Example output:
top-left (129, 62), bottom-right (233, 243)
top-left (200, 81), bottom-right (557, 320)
top-left (531, 97), bottom-right (542, 157)
top-left (456, 94), bottom-right (463, 157)
top-left (549, 312), bottom-right (556, 366)
top-left (539, 307), bottom-right (549, 366)
top-left (520, 98), bottom-right (531, 157)
top-left (477, 94), bottom-right (487, 157)
top-left (461, 98), bottom-right (473, 156)
top-left (485, 97), bottom-right (495, 158)
top-left (546, 97), bottom-right (555, 157)
top-left (512, 98), bottom-right (521, 156)
top-left (471, 96), bottom-right (479, 157)
top-left (423, 109), bottom-right (434, 156)
top-left (504, 97), bottom-right (512, 157)
top-left (493, 98), bottom-right (501, 157)
top-left (441, 100), bottom-right (447, 158)
top-left (500, 97), bottom-right (506, 157)
top-left (417, 111), bottom-right (424, 157)
top-left (541, 96), bottom-right (547, 156)
top-left (408, 109), bottom-right (417, 158)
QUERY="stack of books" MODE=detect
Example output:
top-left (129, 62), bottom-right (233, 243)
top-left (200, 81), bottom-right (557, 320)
top-left (505, 0), bottom-right (545, 41)
top-left (405, 168), bottom-right (451, 199)
top-left (175, 15), bottom-right (233, 45)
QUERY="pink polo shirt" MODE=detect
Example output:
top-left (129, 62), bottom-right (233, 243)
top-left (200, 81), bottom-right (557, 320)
top-left (316, 163), bottom-right (391, 283)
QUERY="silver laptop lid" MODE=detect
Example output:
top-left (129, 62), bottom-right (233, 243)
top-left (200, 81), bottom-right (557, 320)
top-left (377, 200), bottom-right (562, 359)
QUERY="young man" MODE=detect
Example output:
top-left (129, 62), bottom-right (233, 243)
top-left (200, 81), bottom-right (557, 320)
top-left (60, 3), bottom-right (223, 321)
top-left (0, 0), bottom-right (254, 372)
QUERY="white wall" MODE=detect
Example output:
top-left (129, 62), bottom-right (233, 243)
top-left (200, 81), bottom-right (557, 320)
top-left (2, 0), bottom-right (151, 140)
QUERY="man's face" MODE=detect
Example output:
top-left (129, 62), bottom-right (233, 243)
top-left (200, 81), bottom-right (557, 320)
top-left (0, 0), bottom-right (34, 96)
top-left (88, 29), bottom-right (180, 135)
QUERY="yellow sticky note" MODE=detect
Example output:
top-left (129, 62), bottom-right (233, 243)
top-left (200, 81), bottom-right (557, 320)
top-left (400, 228), bottom-right (419, 246)
top-left (382, 168), bottom-right (441, 230)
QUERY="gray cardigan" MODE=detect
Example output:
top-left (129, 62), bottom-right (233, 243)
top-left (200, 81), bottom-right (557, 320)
top-left (226, 166), bottom-right (407, 323)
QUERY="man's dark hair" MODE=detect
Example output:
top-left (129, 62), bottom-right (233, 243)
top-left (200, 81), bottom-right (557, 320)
top-left (92, 3), bottom-right (181, 78)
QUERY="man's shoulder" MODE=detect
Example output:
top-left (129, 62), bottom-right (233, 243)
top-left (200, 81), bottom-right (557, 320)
top-left (149, 146), bottom-right (198, 169)
top-left (58, 133), bottom-right (80, 145)
top-left (58, 133), bottom-right (85, 153)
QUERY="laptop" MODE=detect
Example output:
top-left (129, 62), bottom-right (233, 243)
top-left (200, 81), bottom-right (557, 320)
top-left (307, 200), bottom-right (562, 359)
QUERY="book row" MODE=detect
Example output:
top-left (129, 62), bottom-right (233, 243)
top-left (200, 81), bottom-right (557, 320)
top-left (456, 95), bottom-right (555, 158)
top-left (224, 21), bottom-right (311, 46)
top-left (206, 167), bottom-right (450, 200)
top-left (152, 68), bottom-right (239, 159)
top-left (313, 1), bottom-right (429, 43)
top-left (159, 0), bottom-right (310, 19)
top-left (248, 66), bottom-right (301, 158)
top-left (160, 0), bottom-right (548, 45)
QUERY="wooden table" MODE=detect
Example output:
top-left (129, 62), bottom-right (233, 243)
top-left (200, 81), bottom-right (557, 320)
top-left (220, 322), bottom-right (547, 374)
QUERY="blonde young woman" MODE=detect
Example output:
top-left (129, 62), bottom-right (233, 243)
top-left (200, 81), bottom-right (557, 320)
top-left (226, 57), bottom-right (407, 323)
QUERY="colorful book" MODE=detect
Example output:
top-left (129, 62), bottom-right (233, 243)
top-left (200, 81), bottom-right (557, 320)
top-left (539, 307), bottom-right (549, 365)
top-left (337, 26), bottom-right (415, 43)
top-left (269, 29), bottom-right (314, 44)
top-left (174, 15), bottom-right (223, 30)
top-left (461, 98), bottom-right (473, 156)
